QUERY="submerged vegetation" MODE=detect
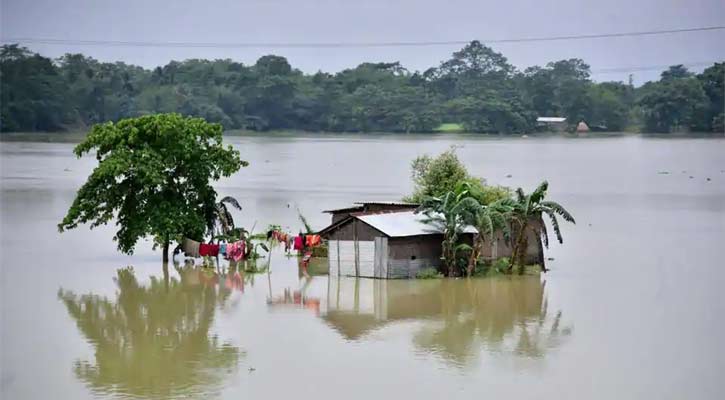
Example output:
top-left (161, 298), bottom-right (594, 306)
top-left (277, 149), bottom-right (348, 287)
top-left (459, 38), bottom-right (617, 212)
top-left (1, 43), bottom-right (722, 134)
top-left (413, 149), bottom-right (575, 277)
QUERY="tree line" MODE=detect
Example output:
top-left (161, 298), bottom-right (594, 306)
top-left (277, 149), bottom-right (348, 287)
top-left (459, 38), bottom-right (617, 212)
top-left (1, 42), bottom-right (723, 134)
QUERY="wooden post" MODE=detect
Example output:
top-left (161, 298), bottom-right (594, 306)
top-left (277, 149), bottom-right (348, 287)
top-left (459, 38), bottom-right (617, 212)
top-left (353, 219), bottom-right (360, 277)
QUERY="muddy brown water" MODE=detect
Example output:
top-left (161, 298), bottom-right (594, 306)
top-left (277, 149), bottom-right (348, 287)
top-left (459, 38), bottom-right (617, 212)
top-left (1, 134), bottom-right (724, 399)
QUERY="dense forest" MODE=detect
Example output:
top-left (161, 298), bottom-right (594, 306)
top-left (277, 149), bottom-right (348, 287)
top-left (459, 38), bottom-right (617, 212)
top-left (1, 42), bottom-right (722, 134)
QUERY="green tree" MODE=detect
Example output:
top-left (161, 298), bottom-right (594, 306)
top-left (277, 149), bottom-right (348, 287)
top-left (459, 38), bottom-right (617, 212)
top-left (406, 148), bottom-right (511, 204)
top-left (698, 62), bottom-right (724, 132)
top-left (1, 45), bottom-right (69, 131)
top-left (508, 181), bottom-right (575, 273)
top-left (418, 188), bottom-right (480, 277)
top-left (638, 70), bottom-right (709, 133)
top-left (463, 196), bottom-right (515, 276)
top-left (58, 114), bottom-right (247, 261)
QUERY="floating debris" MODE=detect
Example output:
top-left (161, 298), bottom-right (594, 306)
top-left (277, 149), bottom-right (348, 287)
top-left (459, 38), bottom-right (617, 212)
top-left (248, 367), bottom-right (256, 373)
top-left (505, 174), bottom-right (512, 178)
top-left (689, 176), bottom-right (694, 179)
top-left (657, 171), bottom-right (670, 175)
top-left (706, 178), bottom-right (711, 181)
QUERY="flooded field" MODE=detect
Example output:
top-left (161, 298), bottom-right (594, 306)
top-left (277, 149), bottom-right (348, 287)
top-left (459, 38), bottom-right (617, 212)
top-left (1, 134), bottom-right (724, 399)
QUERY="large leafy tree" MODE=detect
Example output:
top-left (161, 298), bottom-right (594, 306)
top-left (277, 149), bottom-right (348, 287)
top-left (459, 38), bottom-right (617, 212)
top-left (638, 73), bottom-right (709, 133)
top-left (58, 113), bottom-right (247, 261)
top-left (697, 62), bottom-right (724, 133)
top-left (1, 45), bottom-right (70, 131)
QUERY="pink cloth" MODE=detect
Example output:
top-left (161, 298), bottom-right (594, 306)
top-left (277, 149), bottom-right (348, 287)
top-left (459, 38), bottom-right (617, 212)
top-left (226, 241), bottom-right (245, 262)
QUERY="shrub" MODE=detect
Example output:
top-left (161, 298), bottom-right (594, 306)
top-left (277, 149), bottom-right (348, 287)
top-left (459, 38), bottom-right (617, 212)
top-left (416, 267), bottom-right (443, 279)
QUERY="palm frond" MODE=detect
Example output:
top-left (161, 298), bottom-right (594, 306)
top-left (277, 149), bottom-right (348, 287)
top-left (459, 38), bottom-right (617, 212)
top-left (540, 201), bottom-right (575, 224)
top-left (530, 181), bottom-right (549, 204)
top-left (220, 196), bottom-right (242, 210)
top-left (515, 187), bottom-right (526, 203)
top-left (545, 211), bottom-right (564, 244)
top-left (476, 212), bottom-right (494, 238)
top-left (297, 208), bottom-right (314, 233)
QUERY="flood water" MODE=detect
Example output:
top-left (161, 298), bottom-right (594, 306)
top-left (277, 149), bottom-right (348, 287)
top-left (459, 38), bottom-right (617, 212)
top-left (1, 134), bottom-right (724, 399)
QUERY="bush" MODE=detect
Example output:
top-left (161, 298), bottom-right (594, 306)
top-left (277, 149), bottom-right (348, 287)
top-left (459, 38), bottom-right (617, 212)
top-left (416, 267), bottom-right (443, 279)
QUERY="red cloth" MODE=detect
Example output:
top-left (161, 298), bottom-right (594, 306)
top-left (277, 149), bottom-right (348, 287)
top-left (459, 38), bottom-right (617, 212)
top-left (293, 236), bottom-right (303, 251)
top-left (199, 243), bottom-right (220, 257)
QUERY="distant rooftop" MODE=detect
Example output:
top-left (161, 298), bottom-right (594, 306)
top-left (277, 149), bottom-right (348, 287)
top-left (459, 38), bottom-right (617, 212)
top-left (536, 117), bottom-right (567, 123)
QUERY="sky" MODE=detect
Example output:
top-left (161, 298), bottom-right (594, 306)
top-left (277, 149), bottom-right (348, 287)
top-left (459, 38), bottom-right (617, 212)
top-left (2, 0), bottom-right (724, 84)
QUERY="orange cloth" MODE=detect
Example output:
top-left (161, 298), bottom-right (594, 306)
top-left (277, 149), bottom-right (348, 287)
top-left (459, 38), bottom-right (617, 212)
top-left (305, 234), bottom-right (321, 247)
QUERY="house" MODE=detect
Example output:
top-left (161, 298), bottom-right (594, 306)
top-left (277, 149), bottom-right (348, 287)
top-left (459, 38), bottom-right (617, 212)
top-left (536, 117), bottom-right (567, 132)
top-left (576, 120), bottom-right (590, 134)
top-left (318, 204), bottom-right (544, 279)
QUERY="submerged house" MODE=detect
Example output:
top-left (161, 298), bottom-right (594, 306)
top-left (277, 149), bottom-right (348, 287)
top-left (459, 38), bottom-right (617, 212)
top-left (319, 202), bottom-right (544, 279)
top-left (536, 117), bottom-right (567, 132)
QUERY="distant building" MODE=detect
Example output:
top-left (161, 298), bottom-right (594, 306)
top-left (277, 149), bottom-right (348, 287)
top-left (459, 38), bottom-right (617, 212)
top-left (536, 117), bottom-right (567, 132)
top-left (576, 120), bottom-right (590, 133)
top-left (318, 204), bottom-right (543, 279)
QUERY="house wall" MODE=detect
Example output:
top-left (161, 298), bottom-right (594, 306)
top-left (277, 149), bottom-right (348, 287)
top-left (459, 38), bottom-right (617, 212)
top-left (479, 221), bottom-right (544, 265)
top-left (323, 219), bottom-right (385, 241)
top-left (387, 235), bottom-right (443, 278)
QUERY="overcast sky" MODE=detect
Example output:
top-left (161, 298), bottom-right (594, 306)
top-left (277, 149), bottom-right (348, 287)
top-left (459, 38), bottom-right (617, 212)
top-left (2, 0), bottom-right (724, 84)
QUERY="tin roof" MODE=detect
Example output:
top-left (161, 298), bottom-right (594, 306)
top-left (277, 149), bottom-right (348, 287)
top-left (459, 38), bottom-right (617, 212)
top-left (536, 117), bottom-right (567, 123)
top-left (322, 205), bottom-right (365, 214)
top-left (357, 210), bottom-right (476, 238)
top-left (353, 201), bottom-right (420, 207)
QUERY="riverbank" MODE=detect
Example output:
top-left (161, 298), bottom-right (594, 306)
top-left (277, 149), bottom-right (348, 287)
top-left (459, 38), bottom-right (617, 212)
top-left (2, 129), bottom-right (722, 143)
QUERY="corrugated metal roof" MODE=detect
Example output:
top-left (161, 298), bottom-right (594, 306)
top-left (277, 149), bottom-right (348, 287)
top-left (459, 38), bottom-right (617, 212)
top-left (536, 117), bottom-right (567, 123)
top-left (353, 201), bottom-right (419, 207)
top-left (322, 205), bottom-right (364, 214)
top-left (357, 211), bottom-right (476, 238)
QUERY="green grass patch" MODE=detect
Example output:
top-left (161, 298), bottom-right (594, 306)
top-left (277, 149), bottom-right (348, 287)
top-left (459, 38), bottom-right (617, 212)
top-left (434, 123), bottom-right (465, 133)
top-left (416, 267), bottom-right (444, 279)
top-left (473, 257), bottom-right (542, 276)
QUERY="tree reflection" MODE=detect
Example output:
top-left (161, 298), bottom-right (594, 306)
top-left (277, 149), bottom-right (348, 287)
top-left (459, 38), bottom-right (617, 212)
top-left (57, 266), bottom-right (242, 399)
top-left (324, 276), bottom-right (571, 367)
top-left (412, 278), bottom-right (571, 366)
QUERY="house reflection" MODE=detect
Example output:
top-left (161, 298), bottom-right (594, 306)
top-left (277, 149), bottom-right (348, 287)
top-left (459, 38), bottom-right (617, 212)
top-left (322, 276), bottom-right (571, 365)
top-left (57, 266), bottom-right (242, 399)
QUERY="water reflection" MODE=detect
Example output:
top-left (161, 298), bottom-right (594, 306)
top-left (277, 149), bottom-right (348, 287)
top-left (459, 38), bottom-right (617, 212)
top-left (323, 276), bottom-right (571, 366)
top-left (57, 266), bottom-right (243, 399)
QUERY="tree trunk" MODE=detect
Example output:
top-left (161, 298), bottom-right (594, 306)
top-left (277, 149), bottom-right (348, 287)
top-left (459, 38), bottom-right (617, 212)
top-left (162, 238), bottom-right (170, 263)
top-left (467, 237), bottom-right (482, 277)
top-left (508, 222), bottom-right (528, 274)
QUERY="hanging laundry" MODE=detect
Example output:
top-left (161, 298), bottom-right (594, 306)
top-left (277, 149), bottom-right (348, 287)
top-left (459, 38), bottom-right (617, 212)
top-left (306, 234), bottom-right (321, 248)
top-left (226, 241), bottom-right (246, 262)
top-left (199, 243), bottom-right (220, 257)
top-left (182, 238), bottom-right (201, 258)
top-left (293, 235), bottom-right (303, 251)
top-left (220, 243), bottom-right (227, 256)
